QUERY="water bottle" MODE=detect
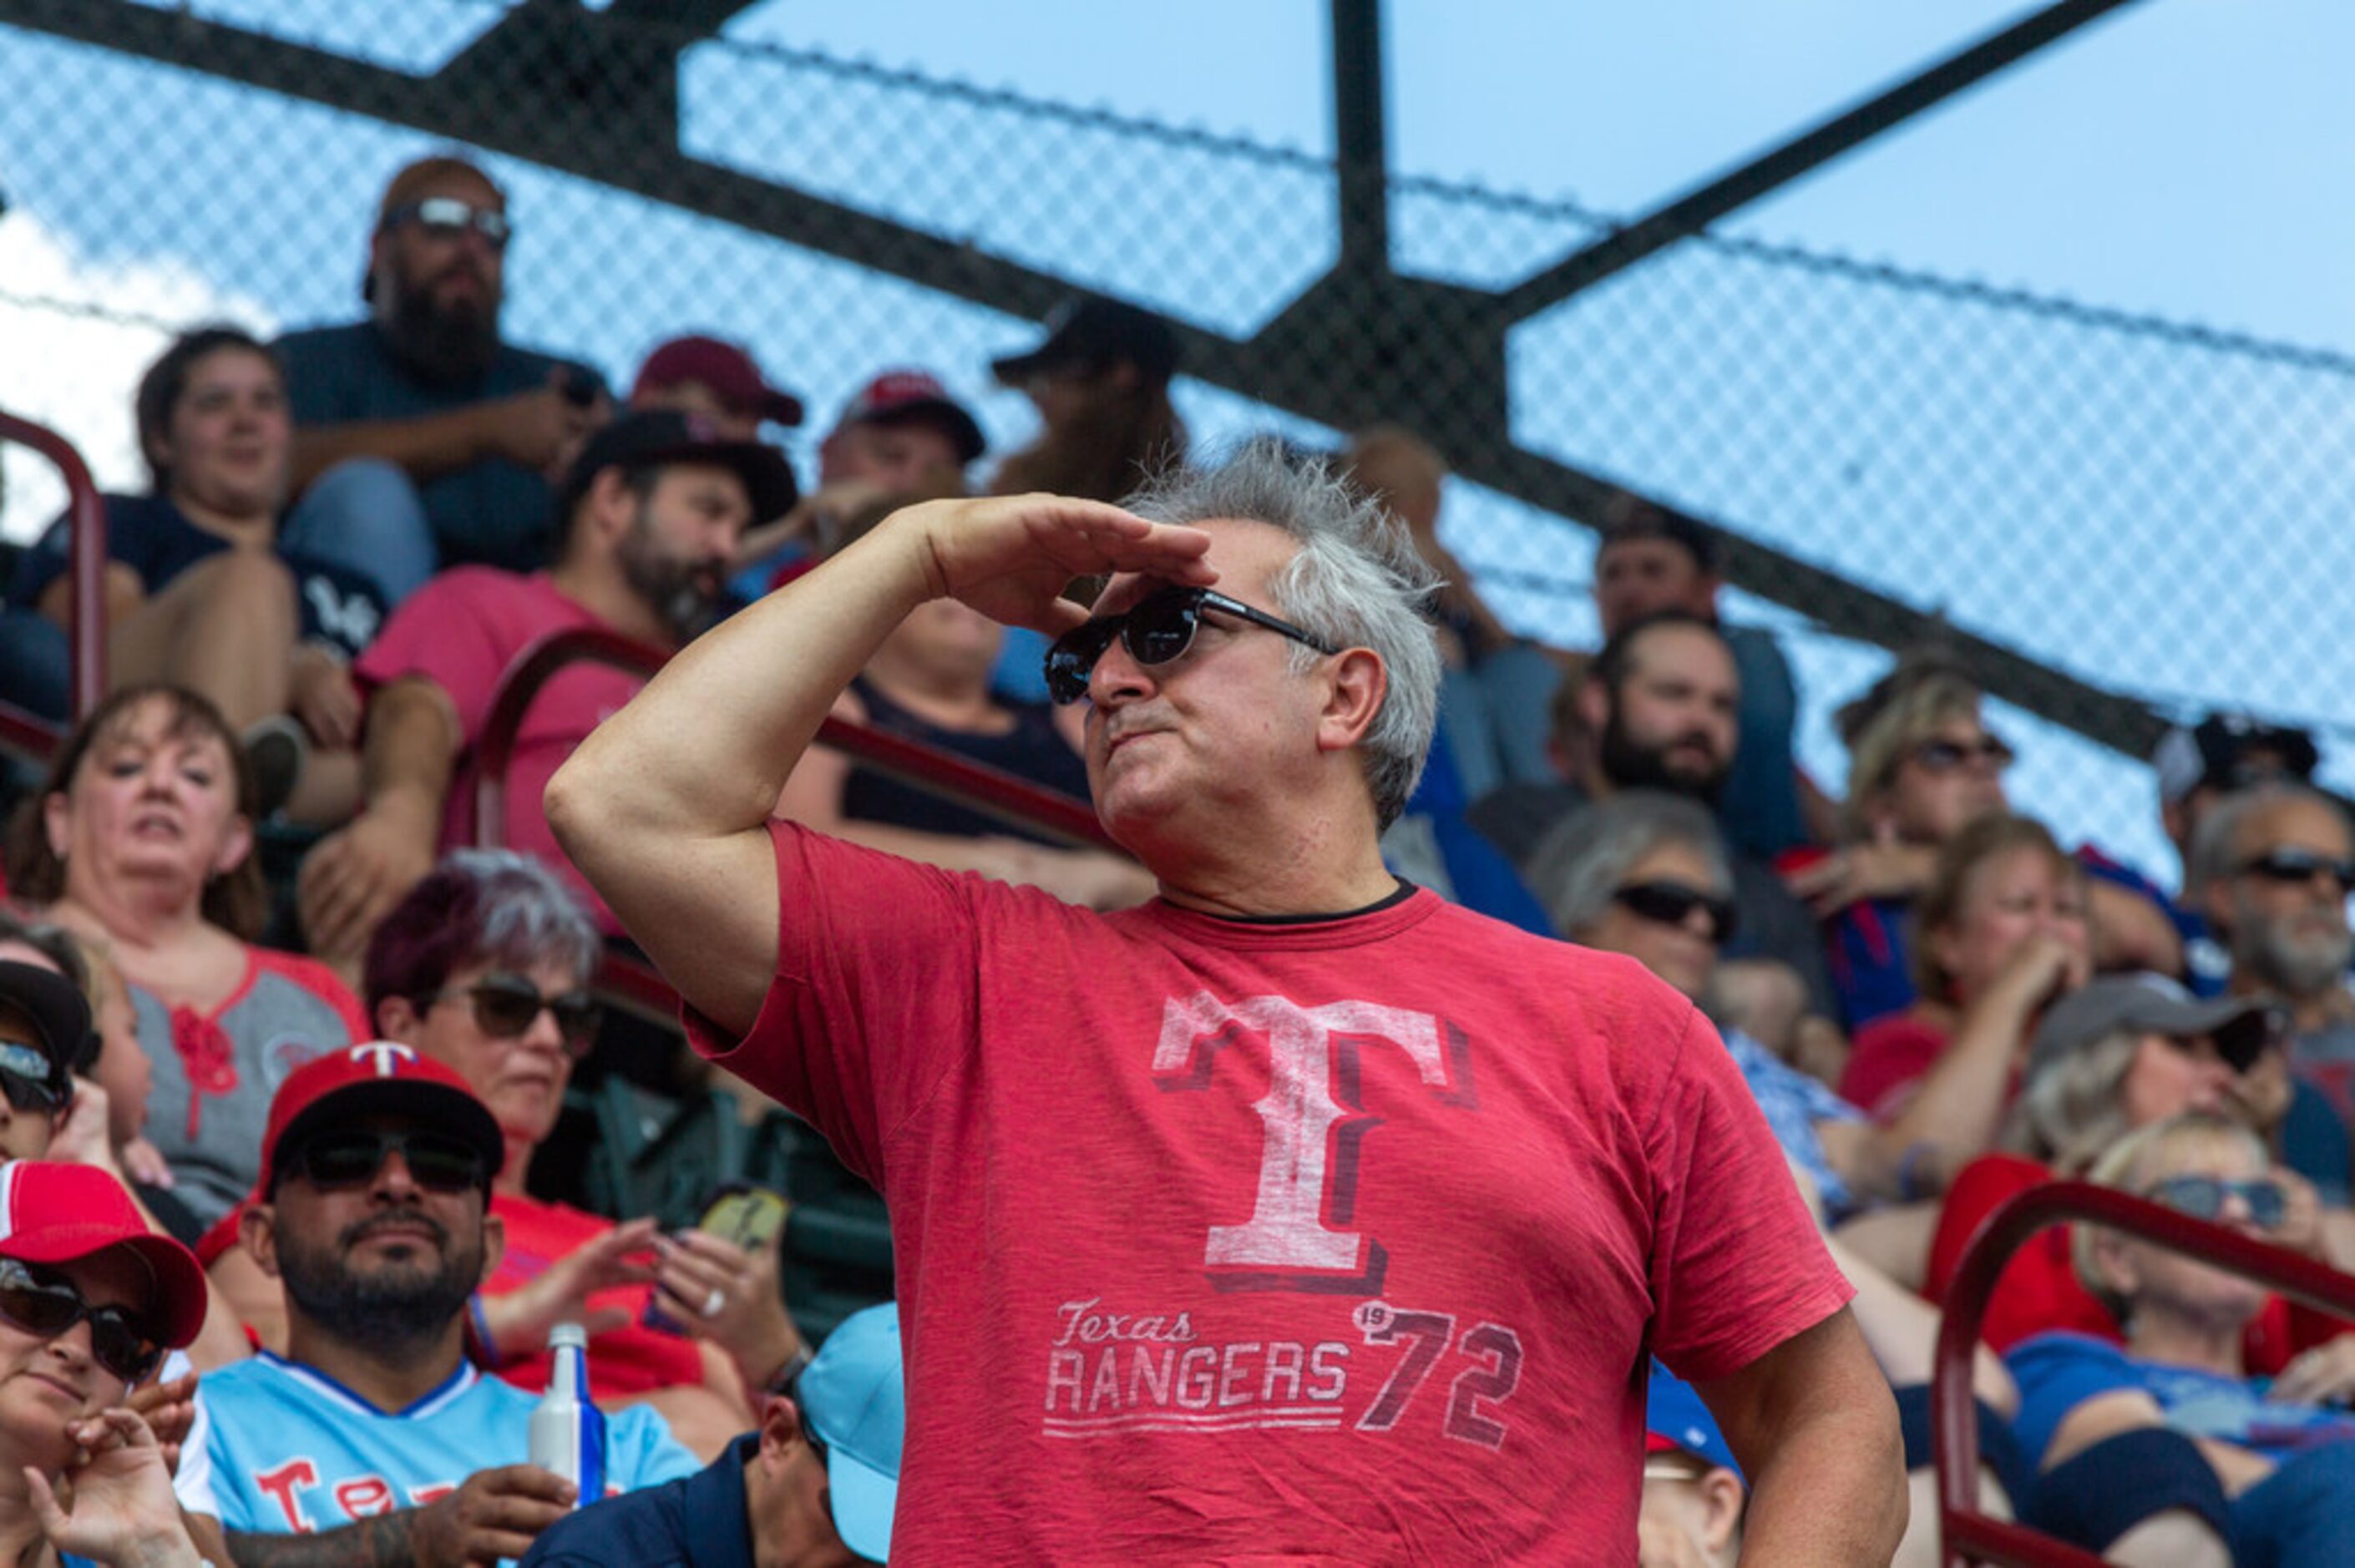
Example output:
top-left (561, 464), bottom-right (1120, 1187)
top-left (527, 1323), bottom-right (607, 1505)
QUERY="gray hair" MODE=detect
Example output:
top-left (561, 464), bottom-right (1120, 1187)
top-left (447, 848), bottom-right (601, 984)
top-left (2185, 781), bottom-right (2348, 901)
top-left (1122, 438), bottom-right (1443, 830)
top-left (1525, 791), bottom-right (1733, 938)
top-left (2000, 1024), bottom-right (2145, 1173)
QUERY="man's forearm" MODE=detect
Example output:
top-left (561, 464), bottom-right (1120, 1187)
top-left (288, 409), bottom-right (489, 493)
top-left (225, 1513), bottom-right (420, 1568)
top-left (360, 680), bottom-right (459, 821)
top-left (1737, 1404), bottom-right (1908, 1563)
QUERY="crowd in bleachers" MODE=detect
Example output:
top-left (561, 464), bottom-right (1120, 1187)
top-left (0, 149), bottom-right (2348, 1565)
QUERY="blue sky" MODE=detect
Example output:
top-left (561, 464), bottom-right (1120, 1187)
top-left (5, 0), bottom-right (2353, 888)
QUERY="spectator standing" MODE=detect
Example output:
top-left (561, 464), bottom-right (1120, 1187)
top-left (2190, 783), bottom-right (2355, 1135)
top-left (4, 686), bottom-right (366, 1236)
top-left (522, 1300), bottom-right (902, 1568)
top-left (191, 1042), bottom-right (697, 1558)
top-left (548, 445), bottom-right (1906, 1560)
top-left (2, 330), bottom-right (382, 823)
top-left (296, 411), bottom-right (793, 970)
top-left (274, 155), bottom-right (610, 606)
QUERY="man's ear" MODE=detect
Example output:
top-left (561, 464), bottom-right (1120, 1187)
top-left (755, 1393), bottom-right (802, 1474)
top-left (1314, 649), bottom-right (1386, 756)
top-left (1696, 1466), bottom-right (1745, 1556)
top-left (1574, 675), bottom-right (1610, 742)
top-left (580, 467), bottom-right (637, 548)
top-left (241, 1202), bottom-right (281, 1281)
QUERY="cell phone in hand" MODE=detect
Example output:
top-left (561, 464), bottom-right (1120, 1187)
top-left (641, 1183), bottom-right (791, 1337)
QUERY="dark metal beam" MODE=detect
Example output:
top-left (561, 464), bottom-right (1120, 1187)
top-left (1329, 0), bottom-right (1389, 277)
top-left (1498, 0), bottom-right (2146, 318)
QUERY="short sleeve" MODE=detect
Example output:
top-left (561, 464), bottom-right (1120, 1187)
top-left (608, 1403), bottom-right (702, 1489)
top-left (1838, 1015), bottom-right (1949, 1120)
top-left (251, 948), bottom-right (369, 1044)
top-left (274, 328), bottom-right (361, 426)
top-left (353, 571), bottom-right (514, 746)
top-left (685, 821), bottom-right (995, 1186)
top-left (2006, 1333), bottom-right (2140, 1467)
top-left (168, 1355), bottom-right (220, 1519)
top-left (1644, 1004), bottom-right (1853, 1383)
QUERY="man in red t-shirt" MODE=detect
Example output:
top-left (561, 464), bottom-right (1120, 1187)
top-left (548, 441), bottom-right (1905, 1560)
top-left (296, 410), bottom-right (795, 966)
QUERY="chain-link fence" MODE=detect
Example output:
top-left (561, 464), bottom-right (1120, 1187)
top-left (5, 1), bottom-right (2354, 887)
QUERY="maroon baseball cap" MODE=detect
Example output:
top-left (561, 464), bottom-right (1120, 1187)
top-left (833, 370), bottom-right (985, 463)
top-left (632, 336), bottom-right (804, 427)
top-left (0, 1161), bottom-right (207, 1348)
top-left (256, 1042), bottom-right (504, 1200)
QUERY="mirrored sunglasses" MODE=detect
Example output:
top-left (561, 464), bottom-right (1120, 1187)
top-left (2145, 1173), bottom-right (2286, 1229)
top-left (384, 197), bottom-right (511, 247)
top-left (0, 1257), bottom-right (163, 1384)
top-left (1610, 881), bottom-right (1738, 944)
top-left (291, 1128), bottom-right (486, 1194)
top-left (1043, 585), bottom-right (1338, 706)
top-left (0, 1043), bottom-right (63, 1114)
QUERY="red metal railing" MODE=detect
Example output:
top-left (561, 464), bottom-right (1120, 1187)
top-left (1933, 1180), bottom-right (2355, 1566)
top-left (0, 411), bottom-right (107, 751)
top-left (469, 625), bottom-right (1122, 1016)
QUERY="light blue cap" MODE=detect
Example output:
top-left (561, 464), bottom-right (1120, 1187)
top-left (799, 1304), bottom-right (904, 1561)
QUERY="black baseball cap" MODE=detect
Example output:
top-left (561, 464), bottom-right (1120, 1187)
top-left (990, 297), bottom-right (1181, 387)
top-left (556, 409), bottom-right (799, 525)
top-left (2152, 714), bottom-right (2321, 806)
top-left (0, 961), bottom-right (92, 1103)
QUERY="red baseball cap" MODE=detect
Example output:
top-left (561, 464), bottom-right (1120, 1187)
top-left (632, 336), bottom-right (805, 427)
top-left (833, 369), bottom-right (985, 463)
top-left (0, 1161), bottom-right (207, 1348)
top-left (256, 1042), bottom-right (504, 1201)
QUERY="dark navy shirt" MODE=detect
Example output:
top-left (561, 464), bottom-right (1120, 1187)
top-left (841, 673), bottom-right (1091, 845)
top-left (273, 321), bottom-right (600, 574)
top-left (520, 1431), bottom-right (757, 1568)
top-left (9, 493), bottom-right (387, 660)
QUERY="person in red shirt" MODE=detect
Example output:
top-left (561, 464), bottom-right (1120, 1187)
top-left (294, 410), bottom-right (795, 972)
top-left (546, 440), bottom-right (1907, 1560)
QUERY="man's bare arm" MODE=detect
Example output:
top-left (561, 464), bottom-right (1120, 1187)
top-left (547, 493), bottom-right (1214, 1038)
top-left (287, 408), bottom-right (498, 493)
top-left (1693, 1308), bottom-right (1907, 1565)
top-left (296, 676), bottom-right (461, 962)
top-left (221, 1464), bottom-right (575, 1566)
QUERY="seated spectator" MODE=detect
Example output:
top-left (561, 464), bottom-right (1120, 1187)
top-left (190, 1042), bottom-right (697, 1557)
top-left (778, 589), bottom-right (1152, 909)
top-left (1, 328), bottom-right (382, 822)
top-left (1927, 977), bottom-right (2352, 1368)
top-left (3, 685), bottom-right (365, 1236)
top-left (2010, 1113), bottom-right (2355, 1567)
top-left (739, 370), bottom-right (987, 597)
top-left (212, 852), bottom-right (791, 1454)
top-left (630, 335), bottom-right (805, 443)
top-left (1840, 815), bottom-right (2090, 1134)
top-left (522, 1301), bottom-right (902, 1567)
top-left (296, 411), bottom-right (794, 971)
top-left (2188, 782), bottom-right (2355, 1136)
top-left (2081, 714), bottom-right (2323, 997)
top-left (1641, 1364), bottom-right (1746, 1568)
top-left (1796, 662), bottom-right (2181, 1033)
top-left (0, 1161), bottom-right (212, 1568)
top-left (274, 155), bottom-right (610, 607)
top-left (1481, 611), bottom-right (1841, 1066)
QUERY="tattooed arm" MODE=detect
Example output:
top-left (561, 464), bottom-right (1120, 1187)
top-left (221, 1464), bottom-right (575, 1566)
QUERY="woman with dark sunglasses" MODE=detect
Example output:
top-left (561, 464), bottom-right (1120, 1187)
top-left (2003, 1114), bottom-right (2355, 1566)
top-left (0, 1161), bottom-right (210, 1568)
top-left (356, 851), bottom-right (799, 1460)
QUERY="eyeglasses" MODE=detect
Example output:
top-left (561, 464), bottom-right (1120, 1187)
top-left (382, 197), bottom-right (512, 248)
top-left (0, 1257), bottom-right (163, 1384)
top-left (0, 1042), bottom-right (63, 1115)
top-left (1611, 881), bottom-right (1738, 944)
top-left (2236, 847), bottom-right (2355, 891)
top-left (1043, 586), bottom-right (1340, 706)
top-left (2144, 1173), bottom-right (2286, 1229)
top-left (1909, 735), bottom-right (2016, 775)
top-left (427, 974), bottom-right (602, 1059)
top-left (289, 1128), bottom-right (487, 1194)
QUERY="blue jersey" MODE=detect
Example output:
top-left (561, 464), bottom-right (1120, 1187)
top-left (195, 1353), bottom-right (700, 1534)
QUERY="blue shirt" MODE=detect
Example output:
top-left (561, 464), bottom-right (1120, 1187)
top-left (1722, 1027), bottom-right (1867, 1222)
top-left (196, 1353), bottom-right (699, 1535)
top-left (1718, 625), bottom-right (1808, 861)
top-left (520, 1432), bottom-right (757, 1568)
top-left (2009, 1330), bottom-right (2355, 1469)
top-left (273, 321), bottom-right (600, 574)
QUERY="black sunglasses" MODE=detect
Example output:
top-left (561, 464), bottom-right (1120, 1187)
top-left (1910, 735), bottom-right (2016, 775)
top-left (1044, 586), bottom-right (1339, 706)
top-left (291, 1128), bottom-right (487, 1195)
top-left (428, 975), bottom-right (602, 1059)
top-left (2236, 847), bottom-right (2355, 891)
top-left (2145, 1173), bottom-right (2286, 1230)
top-left (0, 1042), bottom-right (64, 1115)
top-left (0, 1257), bottom-right (164, 1384)
top-left (383, 197), bottom-right (512, 248)
top-left (1611, 881), bottom-right (1738, 943)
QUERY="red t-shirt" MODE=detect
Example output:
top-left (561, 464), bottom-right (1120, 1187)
top-left (1838, 1012), bottom-right (1950, 1120)
top-left (488, 1192), bottom-right (708, 1401)
top-left (691, 822), bottom-right (1851, 1562)
top-left (355, 569), bottom-right (648, 931)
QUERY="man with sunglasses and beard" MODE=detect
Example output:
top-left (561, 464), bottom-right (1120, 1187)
top-left (296, 410), bottom-right (794, 978)
top-left (547, 443), bottom-right (1905, 1562)
top-left (273, 156), bottom-right (611, 609)
top-left (190, 1042), bottom-right (697, 1564)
